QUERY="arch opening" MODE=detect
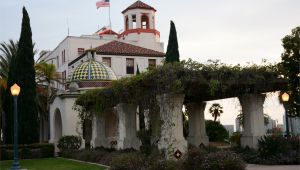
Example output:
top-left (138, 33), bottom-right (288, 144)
top-left (54, 109), bottom-right (62, 140)
top-left (141, 15), bottom-right (149, 29)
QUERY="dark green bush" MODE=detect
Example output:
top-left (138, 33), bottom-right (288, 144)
top-left (148, 160), bottom-right (183, 170)
top-left (57, 135), bottom-right (81, 151)
top-left (137, 129), bottom-right (152, 155)
top-left (205, 120), bottom-right (229, 142)
top-left (182, 146), bottom-right (207, 170)
top-left (258, 135), bottom-right (291, 158)
top-left (232, 135), bottom-right (300, 165)
top-left (0, 143), bottom-right (54, 160)
top-left (230, 132), bottom-right (242, 146)
top-left (110, 152), bottom-right (146, 170)
top-left (200, 150), bottom-right (246, 170)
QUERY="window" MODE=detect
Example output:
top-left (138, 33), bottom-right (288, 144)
top-left (56, 56), bottom-right (59, 67)
top-left (141, 15), bottom-right (149, 29)
top-left (132, 14), bottom-right (136, 29)
top-left (62, 50), bottom-right (66, 63)
top-left (62, 71), bottom-right (66, 84)
top-left (148, 59), bottom-right (156, 68)
top-left (78, 48), bottom-right (85, 56)
top-left (102, 57), bottom-right (111, 67)
top-left (126, 58), bottom-right (134, 74)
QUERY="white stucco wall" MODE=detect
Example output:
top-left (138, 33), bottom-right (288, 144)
top-left (49, 94), bottom-right (82, 145)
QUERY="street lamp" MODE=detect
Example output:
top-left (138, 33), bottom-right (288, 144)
top-left (281, 92), bottom-right (290, 138)
top-left (10, 83), bottom-right (21, 170)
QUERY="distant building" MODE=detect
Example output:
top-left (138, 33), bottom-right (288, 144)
top-left (223, 125), bottom-right (234, 136)
top-left (43, 1), bottom-right (166, 148)
top-left (283, 115), bottom-right (300, 135)
top-left (265, 117), bottom-right (277, 133)
top-left (235, 118), bottom-right (243, 132)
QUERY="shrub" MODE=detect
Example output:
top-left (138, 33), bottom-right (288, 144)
top-left (0, 143), bottom-right (54, 160)
top-left (110, 152), bottom-right (146, 170)
top-left (200, 150), bottom-right (246, 170)
top-left (137, 129), bottom-right (152, 155)
top-left (57, 135), bottom-right (81, 151)
top-left (230, 132), bottom-right (242, 146)
top-left (258, 135), bottom-right (291, 158)
top-left (182, 146), bottom-right (207, 170)
top-left (148, 160), bottom-right (183, 170)
top-left (205, 120), bottom-right (229, 142)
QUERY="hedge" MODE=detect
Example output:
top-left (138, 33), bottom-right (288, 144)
top-left (0, 143), bottom-right (54, 160)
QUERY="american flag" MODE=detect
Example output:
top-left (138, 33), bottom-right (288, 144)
top-left (96, 0), bottom-right (110, 9)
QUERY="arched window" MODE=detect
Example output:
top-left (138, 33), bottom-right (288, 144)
top-left (141, 15), bottom-right (149, 29)
top-left (125, 16), bottom-right (129, 30)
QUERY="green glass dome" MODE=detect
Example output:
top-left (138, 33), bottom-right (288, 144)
top-left (71, 60), bottom-right (117, 81)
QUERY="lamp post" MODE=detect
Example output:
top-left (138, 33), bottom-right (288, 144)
top-left (10, 83), bottom-right (21, 170)
top-left (281, 92), bottom-right (290, 138)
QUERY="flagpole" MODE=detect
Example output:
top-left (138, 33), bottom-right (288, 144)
top-left (109, 1), bottom-right (112, 29)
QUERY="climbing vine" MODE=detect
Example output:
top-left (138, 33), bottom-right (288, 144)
top-left (74, 59), bottom-right (286, 122)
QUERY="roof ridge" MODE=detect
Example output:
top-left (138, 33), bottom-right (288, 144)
top-left (122, 0), bottom-right (156, 14)
top-left (94, 40), bottom-right (165, 57)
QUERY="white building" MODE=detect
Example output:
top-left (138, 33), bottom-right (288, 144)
top-left (41, 0), bottom-right (164, 90)
top-left (45, 1), bottom-right (166, 149)
top-left (223, 125), bottom-right (234, 136)
top-left (265, 117), bottom-right (277, 133)
top-left (283, 115), bottom-right (300, 136)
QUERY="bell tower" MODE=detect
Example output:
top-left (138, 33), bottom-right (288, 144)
top-left (119, 1), bottom-right (163, 52)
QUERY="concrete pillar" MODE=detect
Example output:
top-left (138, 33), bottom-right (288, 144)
top-left (136, 13), bottom-right (141, 29)
top-left (128, 14), bottom-right (133, 29)
top-left (186, 102), bottom-right (209, 146)
top-left (149, 14), bottom-right (154, 29)
top-left (117, 103), bottom-right (140, 150)
top-left (91, 114), bottom-right (109, 148)
top-left (156, 93), bottom-right (187, 160)
top-left (239, 94), bottom-right (266, 149)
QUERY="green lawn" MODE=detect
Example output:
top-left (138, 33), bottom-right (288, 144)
top-left (0, 158), bottom-right (107, 170)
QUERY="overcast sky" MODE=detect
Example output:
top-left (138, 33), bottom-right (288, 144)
top-left (1, 0), bottom-right (299, 64)
top-left (1, 0), bottom-right (297, 128)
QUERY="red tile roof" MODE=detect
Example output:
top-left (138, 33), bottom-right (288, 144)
top-left (122, 1), bottom-right (156, 14)
top-left (94, 41), bottom-right (165, 57)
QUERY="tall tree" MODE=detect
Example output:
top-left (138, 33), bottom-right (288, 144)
top-left (14, 7), bottom-right (39, 144)
top-left (165, 21), bottom-right (180, 63)
top-left (209, 103), bottom-right (223, 122)
top-left (280, 27), bottom-right (300, 117)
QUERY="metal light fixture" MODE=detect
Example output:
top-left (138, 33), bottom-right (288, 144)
top-left (281, 92), bottom-right (290, 138)
top-left (281, 92), bottom-right (289, 102)
top-left (10, 83), bottom-right (20, 96)
top-left (10, 83), bottom-right (21, 170)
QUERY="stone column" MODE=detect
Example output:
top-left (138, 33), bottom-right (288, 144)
top-left (239, 94), bottom-right (266, 149)
top-left (136, 13), bottom-right (141, 29)
top-left (156, 93), bottom-right (188, 160)
top-left (128, 14), bottom-right (133, 29)
top-left (117, 103), bottom-right (140, 150)
top-left (186, 102), bottom-right (209, 146)
top-left (91, 114), bottom-right (109, 148)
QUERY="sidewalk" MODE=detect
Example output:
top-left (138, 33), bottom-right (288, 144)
top-left (247, 164), bottom-right (300, 170)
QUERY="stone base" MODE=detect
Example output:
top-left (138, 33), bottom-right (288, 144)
top-left (241, 135), bottom-right (262, 149)
top-left (158, 138), bottom-right (188, 160)
top-left (187, 135), bottom-right (209, 147)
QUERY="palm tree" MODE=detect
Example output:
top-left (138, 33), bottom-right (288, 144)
top-left (35, 59), bottom-right (60, 142)
top-left (209, 103), bottom-right (223, 122)
top-left (0, 40), bottom-right (18, 79)
top-left (0, 40), bottom-right (18, 144)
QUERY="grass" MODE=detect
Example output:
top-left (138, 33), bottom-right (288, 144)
top-left (0, 157), bottom-right (106, 170)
